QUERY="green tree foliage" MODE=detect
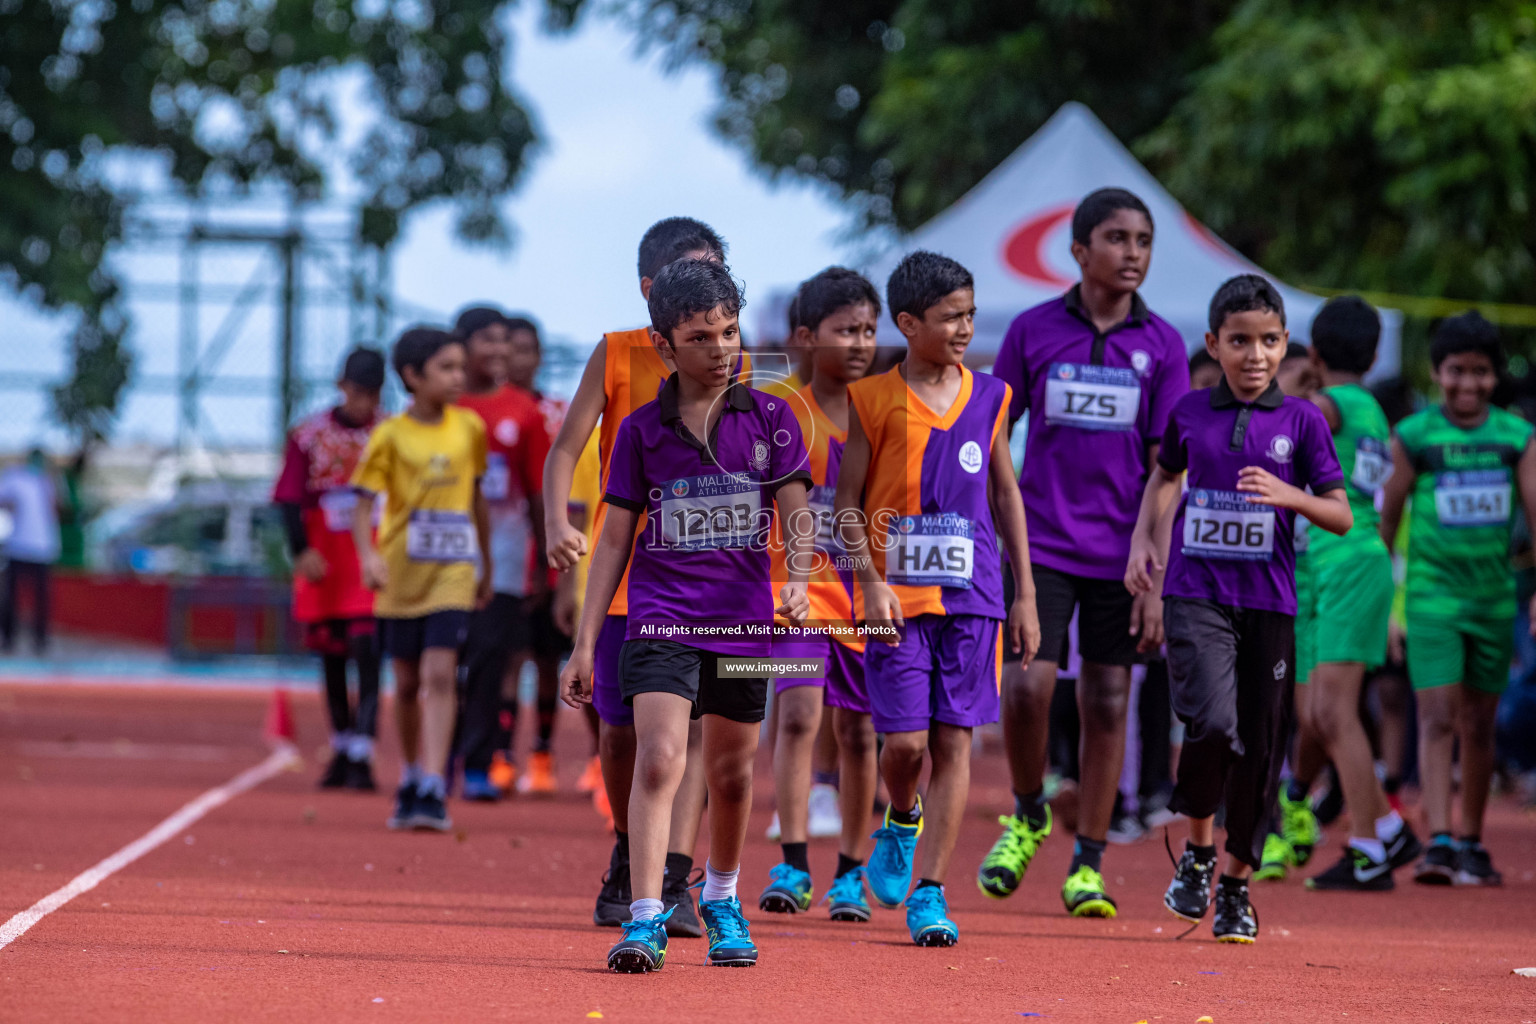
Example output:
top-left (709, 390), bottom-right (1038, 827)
top-left (1140, 0), bottom-right (1536, 307)
top-left (574, 0), bottom-right (1536, 323)
top-left (559, 1), bottom-right (1233, 230)
top-left (2, 0), bottom-right (538, 445)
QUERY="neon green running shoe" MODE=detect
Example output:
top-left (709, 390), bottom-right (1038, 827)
top-left (1253, 832), bottom-right (1295, 881)
top-left (1279, 789), bottom-right (1320, 865)
top-left (976, 806), bottom-right (1052, 899)
top-left (1061, 864), bottom-right (1117, 918)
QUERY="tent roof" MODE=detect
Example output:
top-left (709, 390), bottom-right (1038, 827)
top-left (862, 102), bottom-right (1398, 376)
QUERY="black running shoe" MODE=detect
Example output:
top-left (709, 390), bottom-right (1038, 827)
top-left (662, 868), bottom-right (704, 938)
top-left (1414, 839), bottom-right (1457, 885)
top-left (386, 783), bottom-right (416, 830)
top-left (319, 751), bottom-right (350, 789)
top-left (410, 790), bottom-right (452, 831)
top-left (1384, 823), bottom-right (1422, 871)
top-left (594, 842), bottom-right (632, 927)
top-left (1212, 883), bottom-right (1258, 943)
top-left (1305, 847), bottom-right (1394, 891)
top-left (1164, 848), bottom-right (1216, 923)
top-left (345, 757), bottom-right (377, 792)
top-left (1454, 842), bottom-right (1503, 887)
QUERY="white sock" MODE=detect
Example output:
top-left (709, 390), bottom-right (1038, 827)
top-left (629, 897), bottom-right (664, 923)
top-left (347, 734), bottom-right (374, 761)
top-left (701, 860), bottom-right (739, 903)
top-left (1349, 836), bottom-right (1387, 862)
top-left (1374, 809), bottom-right (1404, 843)
top-left (400, 762), bottom-right (421, 787)
top-left (416, 772), bottom-right (445, 798)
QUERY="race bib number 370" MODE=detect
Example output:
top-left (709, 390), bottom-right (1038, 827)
top-left (1043, 363), bottom-right (1141, 431)
top-left (658, 473), bottom-right (763, 550)
top-left (406, 510), bottom-right (477, 562)
top-left (1434, 470), bottom-right (1510, 527)
top-left (1182, 489), bottom-right (1276, 561)
top-left (887, 513), bottom-right (974, 589)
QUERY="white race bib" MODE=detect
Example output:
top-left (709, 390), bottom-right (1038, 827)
top-left (1352, 437), bottom-right (1390, 494)
top-left (406, 510), bottom-right (477, 562)
top-left (658, 473), bottom-right (764, 550)
top-left (1294, 514), bottom-right (1310, 556)
top-left (1043, 363), bottom-right (1141, 431)
top-left (482, 452), bottom-right (510, 502)
top-left (886, 513), bottom-right (974, 589)
top-left (1183, 489), bottom-right (1276, 561)
top-left (809, 484), bottom-right (841, 556)
top-left (318, 489), bottom-right (358, 533)
top-left (1434, 470), bottom-right (1510, 527)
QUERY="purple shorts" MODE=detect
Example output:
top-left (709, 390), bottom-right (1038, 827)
top-left (593, 614), bottom-right (632, 727)
top-left (864, 614), bottom-right (1001, 733)
top-left (772, 633), bottom-right (869, 713)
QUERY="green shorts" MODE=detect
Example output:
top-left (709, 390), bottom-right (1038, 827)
top-left (1297, 545), bottom-right (1393, 683)
top-left (1295, 554), bottom-right (1317, 683)
top-left (1405, 613), bottom-right (1514, 694)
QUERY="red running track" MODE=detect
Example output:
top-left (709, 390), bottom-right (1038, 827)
top-left (2, 682), bottom-right (1534, 1022)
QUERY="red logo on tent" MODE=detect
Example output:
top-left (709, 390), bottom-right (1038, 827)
top-left (1002, 204), bottom-right (1076, 287)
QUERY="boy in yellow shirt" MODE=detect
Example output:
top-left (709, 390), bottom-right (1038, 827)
top-left (352, 327), bottom-right (492, 832)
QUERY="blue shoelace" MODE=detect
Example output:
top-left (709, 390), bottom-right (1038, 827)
top-left (704, 900), bottom-right (751, 942)
top-left (905, 885), bottom-right (945, 913)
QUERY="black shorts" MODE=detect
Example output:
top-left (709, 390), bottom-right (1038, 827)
top-left (619, 639), bottom-right (768, 724)
top-left (507, 592), bottom-right (574, 660)
top-left (1003, 563), bottom-right (1138, 667)
top-left (378, 610), bottom-right (470, 661)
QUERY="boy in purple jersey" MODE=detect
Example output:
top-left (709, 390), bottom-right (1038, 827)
top-left (983, 188), bottom-right (1189, 917)
top-left (1126, 275), bottom-right (1352, 944)
top-left (836, 251), bottom-right (1040, 947)
top-left (561, 259), bottom-right (815, 974)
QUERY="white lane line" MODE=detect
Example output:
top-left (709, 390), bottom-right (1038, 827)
top-left (0, 743), bottom-right (299, 950)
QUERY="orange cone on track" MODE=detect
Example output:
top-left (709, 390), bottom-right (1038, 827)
top-left (264, 688), bottom-right (297, 747)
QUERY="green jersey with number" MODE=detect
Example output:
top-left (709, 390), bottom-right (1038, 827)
top-left (1309, 383), bottom-right (1391, 563)
top-left (1398, 404), bottom-right (1533, 619)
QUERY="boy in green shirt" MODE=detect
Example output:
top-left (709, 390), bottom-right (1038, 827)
top-left (1282, 298), bottom-right (1420, 890)
top-left (1380, 311), bottom-right (1536, 887)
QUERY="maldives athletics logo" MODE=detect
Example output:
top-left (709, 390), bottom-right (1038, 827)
top-left (898, 517), bottom-right (916, 534)
top-left (1055, 364), bottom-right (1077, 381)
top-left (1193, 490), bottom-right (1210, 507)
top-left (670, 479), bottom-right (689, 498)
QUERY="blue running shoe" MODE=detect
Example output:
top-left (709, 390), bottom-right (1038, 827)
top-left (607, 909), bottom-right (671, 974)
top-left (698, 896), bottom-right (758, 967)
top-left (867, 798), bottom-right (923, 909)
top-left (758, 863), bottom-right (813, 914)
top-left (461, 769), bottom-right (500, 802)
top-left (825, 867), bottom-right (872, 922)
top-left (905, 884), bottom-right (958, 947)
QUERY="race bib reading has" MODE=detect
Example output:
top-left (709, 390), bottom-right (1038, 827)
top-left (1182, 489), bottom-right (1276, 561)
top-left (1352, 437), bottom-right (1390, 494)
top-left (1434, 470), bottom-right (1511, 527)
top-left (886, 513), bottom-right (974, 589)
top-left (482, 453), bottom-right (510, 502)
top-left (406, 510), bottom-right (477, 562)
top-left (1043, 363), bottom-right (1141, 431)
top-left (658, 473), bottom-right (764, 551)
top-left (318, 489), bottom-right (358, 533)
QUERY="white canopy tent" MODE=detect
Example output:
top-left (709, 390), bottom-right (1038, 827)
top-left (861, 102), bottom-right (1400, 378)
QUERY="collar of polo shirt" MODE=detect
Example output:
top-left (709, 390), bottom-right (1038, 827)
top-left (656, 371), bottom-right (755, 462)
top-left (1063, 282), bottom-right (1149, 328)
top-left (1209, 376), bottom-right (1284, 410)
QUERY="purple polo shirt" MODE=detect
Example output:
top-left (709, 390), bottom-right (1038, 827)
top-left (604, 374), bottom-right (812, 655)
top-left (1159, 379), bottom-right (1343, 615)
top-left (992, 287), bottom-right (1189, 579)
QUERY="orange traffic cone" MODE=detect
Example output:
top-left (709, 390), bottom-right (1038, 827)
top-left (264, 688), bottom-right (297, 748)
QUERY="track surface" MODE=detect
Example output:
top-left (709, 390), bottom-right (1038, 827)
top-left (3, 682), bottom-right (1534, 1023)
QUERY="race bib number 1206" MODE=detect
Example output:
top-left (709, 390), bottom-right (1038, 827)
top-left (1182, 489), bottom-right (1276, 561)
